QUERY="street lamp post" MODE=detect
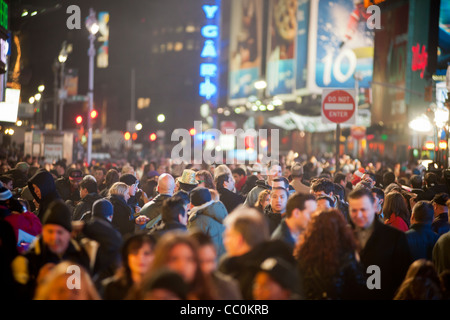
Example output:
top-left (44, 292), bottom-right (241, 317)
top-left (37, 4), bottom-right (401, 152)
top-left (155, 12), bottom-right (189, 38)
top-left (57, 41), bottom-right (70, 131)
top-left (86, 8), bottom-right (99, 165)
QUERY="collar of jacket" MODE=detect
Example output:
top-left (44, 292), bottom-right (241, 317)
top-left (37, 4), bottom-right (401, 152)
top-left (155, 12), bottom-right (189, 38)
top-left (189, 200), bottom-right (215, 219)
top-left (410, 223), bottom-right (432, 231)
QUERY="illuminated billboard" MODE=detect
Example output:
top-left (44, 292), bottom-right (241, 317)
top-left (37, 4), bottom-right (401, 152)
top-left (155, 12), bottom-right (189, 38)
top-left (228, 0), bottom-right (263, 105)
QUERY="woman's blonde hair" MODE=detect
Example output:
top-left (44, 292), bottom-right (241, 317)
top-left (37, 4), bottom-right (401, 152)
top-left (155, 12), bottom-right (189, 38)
top-left (108, 182), bottom-right (129, 197)
top-left (33, 261), bottom-right (101, 300)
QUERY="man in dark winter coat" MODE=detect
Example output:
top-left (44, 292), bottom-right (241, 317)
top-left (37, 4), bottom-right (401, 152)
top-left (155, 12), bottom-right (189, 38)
top-left (430, 193), bottom-right (450, 236)
top-left (55, 168), bottom-right (83, 204)
top-left (216, 172), bottom-right (245, 213)
top-left (271, 193), bottom-right (317, 252)
top-left (263, 187), bottom-right (289, 234)
top-left (11, 200), bottom-right (122, 299)
top-left (218, 206), bottom-right (295, 300)
top-left (406, 200), bottom-right (439, 261)
top-left (28, 169), bottom-right (61, 221)
top-left (348, 188), bottom-right (412, 300)
top-left (72, 178), bottom-right (103, 221)
top-left (416, 172), bottom-right (449, 201)
top-left (148, 196), bottom-right (187, 241)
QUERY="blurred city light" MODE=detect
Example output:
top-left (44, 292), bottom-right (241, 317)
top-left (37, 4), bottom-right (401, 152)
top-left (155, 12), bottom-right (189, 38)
top-left (157, 114), bottom-right (165, 123)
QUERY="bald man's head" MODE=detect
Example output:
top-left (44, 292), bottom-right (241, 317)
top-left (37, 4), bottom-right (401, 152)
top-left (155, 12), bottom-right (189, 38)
top-left (157, 173), bottom-right (175, 195)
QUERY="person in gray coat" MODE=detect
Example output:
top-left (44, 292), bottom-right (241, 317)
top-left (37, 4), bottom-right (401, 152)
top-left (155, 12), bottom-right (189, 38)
top-left (187, 187), bottom-right (228, 258)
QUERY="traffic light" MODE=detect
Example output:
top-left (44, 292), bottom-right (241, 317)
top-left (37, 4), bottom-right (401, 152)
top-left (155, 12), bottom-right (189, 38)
top-left (124, 131), bottom-right (131, 141)
top-left (149, 133), bottom-right (157, 141)
top-left (76, 115), bottom-right (83, 124)
top-left (132, 132), bottom-right (138, 141)
top-left (90, 110), bottom-right (98, 119)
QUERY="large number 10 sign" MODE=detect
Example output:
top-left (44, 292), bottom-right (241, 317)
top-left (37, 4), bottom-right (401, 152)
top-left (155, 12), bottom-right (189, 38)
top-left (321, 49), bottom-right (357, 86)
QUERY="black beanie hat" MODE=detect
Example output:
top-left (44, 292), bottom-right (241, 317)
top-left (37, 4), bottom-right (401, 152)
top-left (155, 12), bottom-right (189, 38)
top-left (92, 198), bottom-right (113, 220)
top-left (119, 173), bottom-right (138, 186)
top-left (144, 268), bottom-right (189, 300)
top-left (189, 187), bottom-right (211, 206)
top-left (259, 257), bottom-right (299, 292)
top-left (43, 200), bottom-right (73, 232)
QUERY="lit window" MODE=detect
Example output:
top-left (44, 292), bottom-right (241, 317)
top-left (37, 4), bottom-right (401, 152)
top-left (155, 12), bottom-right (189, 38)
top-left (174, 42), bottom-right (183, 51)
top-left (185, 24), bottom-right (195, 33)
top-left (160, 44), bottom-right (166, 53)
top-left (167, 42), bottom-right (173, 51)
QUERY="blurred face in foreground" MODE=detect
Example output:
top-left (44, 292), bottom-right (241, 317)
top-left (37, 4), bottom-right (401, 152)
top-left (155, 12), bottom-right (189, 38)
top-left (197, 244), bottom-right (217, 275)
top-left (42, 224), bottom-right (71, 255)
top-left (166, 243), bottom-right (197, 284)
top-left (348, 195), bottom-right (376, 229)
top-left (128, 243), bottom-right (154, 278)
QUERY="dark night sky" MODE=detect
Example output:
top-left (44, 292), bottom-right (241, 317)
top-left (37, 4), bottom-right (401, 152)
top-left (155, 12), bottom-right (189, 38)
top-left (10, 0), bottom-right (214, 133)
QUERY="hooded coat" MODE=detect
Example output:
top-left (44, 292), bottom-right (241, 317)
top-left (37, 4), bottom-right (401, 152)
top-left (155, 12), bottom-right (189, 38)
top-left (27, 169), bottom-right (61, 221)
top-left (188, 200), bottom-right (228, 258)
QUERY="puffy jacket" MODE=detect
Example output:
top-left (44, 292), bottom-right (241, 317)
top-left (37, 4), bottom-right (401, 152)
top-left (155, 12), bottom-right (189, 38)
top-left (188, 200), bottom-right (228, 258)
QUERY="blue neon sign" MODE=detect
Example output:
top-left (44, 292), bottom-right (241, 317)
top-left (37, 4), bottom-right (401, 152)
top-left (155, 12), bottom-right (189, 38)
top-left (199, 2), bottom-right (220, 105)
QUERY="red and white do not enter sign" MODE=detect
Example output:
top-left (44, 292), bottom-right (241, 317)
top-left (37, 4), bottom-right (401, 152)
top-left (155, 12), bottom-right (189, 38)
top-left (321, 89), bottom-right (356, 124)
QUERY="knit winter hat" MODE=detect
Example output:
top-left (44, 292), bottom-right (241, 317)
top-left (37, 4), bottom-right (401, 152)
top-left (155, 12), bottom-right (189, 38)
top-left (42, 200), bottom-right (73, 232)
top-left (119, 173), bottom-right (138, 186)
top-left (189, 187), bottom-right (212, 206)
top-left (143, 268), bottom-right (189, 300)
top-left (92, 198), bottom-right (114, 220)
top-left (0, 187), bottom-right (12, 201)
top-left (258, 257), bottom-right (299, 292)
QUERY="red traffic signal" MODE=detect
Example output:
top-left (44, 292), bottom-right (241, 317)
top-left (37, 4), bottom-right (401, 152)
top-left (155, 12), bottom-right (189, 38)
top-left (124, 132), bottom-right (131, 141)
top-left (149, 133), bottom-right (157, 141)
top-left (75, 115), bottom-right (83, 124)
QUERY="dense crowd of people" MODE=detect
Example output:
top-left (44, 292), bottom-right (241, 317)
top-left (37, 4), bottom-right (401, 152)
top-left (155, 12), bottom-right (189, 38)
top-left (1, 151), bottom-right (450, 300)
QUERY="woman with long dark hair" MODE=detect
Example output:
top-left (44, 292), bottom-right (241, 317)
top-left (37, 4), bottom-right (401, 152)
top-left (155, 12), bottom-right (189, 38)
top-left (294, 209), bottom-right (367, 300)
top-left (102, 233), bottom-right (156, 300)
top-left (144, 232), bottom-right (217, 300)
